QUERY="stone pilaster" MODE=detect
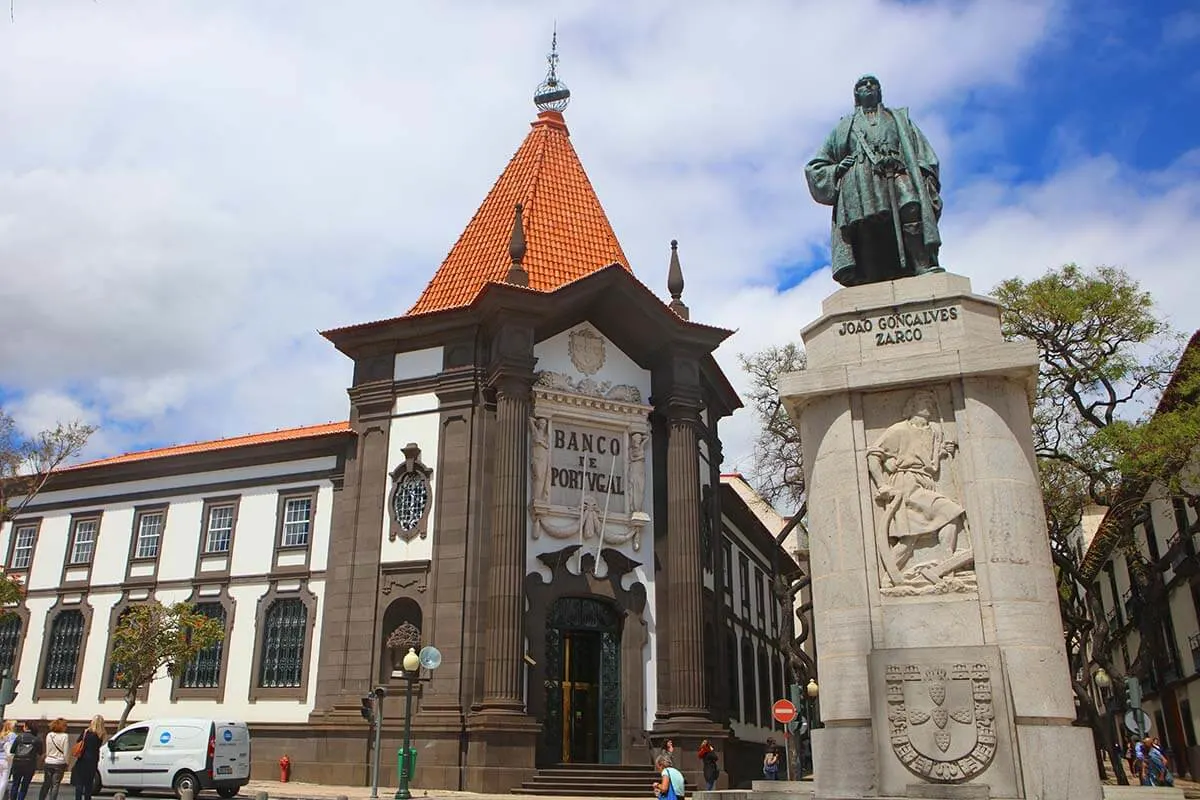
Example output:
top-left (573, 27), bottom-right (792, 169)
top-left (465, 324), bottom-right (540, 793)
top-left (479, 367), bottom-right (534, 709)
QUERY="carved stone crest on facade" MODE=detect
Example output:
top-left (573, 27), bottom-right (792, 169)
top-left (568, 326), bottom-right (606, 375)
top-left (866, 389), bottom-right (974, 596)
top-left (885, 662), bottom-right (997, 784)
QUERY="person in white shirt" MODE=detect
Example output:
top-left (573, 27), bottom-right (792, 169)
top-left (39, 719), bottom-right (70, 800)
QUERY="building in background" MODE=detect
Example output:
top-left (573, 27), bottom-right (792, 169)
top-left (0, 61), bottom-right (801, 794)
top-left (1082, 332), bottom-right (1200, 777)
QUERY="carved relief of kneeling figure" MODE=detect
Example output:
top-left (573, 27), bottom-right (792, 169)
top-left (867, 391), bottom-right (972, 589)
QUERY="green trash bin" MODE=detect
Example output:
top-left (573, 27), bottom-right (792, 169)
top-left (398, 747), bottom-right (418, 781)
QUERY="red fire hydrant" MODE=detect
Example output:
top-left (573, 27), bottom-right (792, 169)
top-left (278, 755), bottom-right (291, 783)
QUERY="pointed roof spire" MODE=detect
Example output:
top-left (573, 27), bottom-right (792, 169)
top-left (505, 203), bottom-right (529, 287)
top-left (405, 34), bottom-right (629, 316)
top-left (534, 24), bottom-right (571, 113)
top-left (667, 239), bottom-right (689, 320)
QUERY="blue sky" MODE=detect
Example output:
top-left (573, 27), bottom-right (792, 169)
top-left (0, 0), bottom-right (1197, 475)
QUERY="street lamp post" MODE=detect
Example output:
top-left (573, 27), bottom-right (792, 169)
top-left (395, 645), bottom-right (442, 800)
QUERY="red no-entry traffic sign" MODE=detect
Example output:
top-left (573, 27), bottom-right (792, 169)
top-left (772, 699), bottom-right (798, 724)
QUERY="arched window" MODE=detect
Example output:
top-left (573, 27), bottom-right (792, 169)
top-left (724, 629), bottom-right (739, 722)
top-left (41, 610), bottom-right (85, 690)
top-left (0, 617), bottom-right (21, 675)
top-left (757, 644), bottom-right (772, 728)
top-left (107, 608), bottom-right (135, 689)
top-left (180, 603), bottom-right (227, 689)
top-left (258, 598), bottom-right (307, 688)
top-left (740, 636), bottom-right (756, 727)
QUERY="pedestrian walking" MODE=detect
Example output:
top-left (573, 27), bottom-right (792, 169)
top-left (9, 722), bottom-right (43, 800)
top-left (69, 717), bottom-right (105, 800)
top-left (38, 719), bottom-right (69, 800)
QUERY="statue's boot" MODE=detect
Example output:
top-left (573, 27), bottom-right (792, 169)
top-left (903, 221), bottom-right (944, 276)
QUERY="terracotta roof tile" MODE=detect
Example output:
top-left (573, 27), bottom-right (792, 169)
top-left (408, 110), bottom-right (630, 315)
top-left (64, 421), bottom-right (352, 471)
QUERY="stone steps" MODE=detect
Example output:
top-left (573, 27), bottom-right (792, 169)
top-left (514, 764), bottom-right (663, 798)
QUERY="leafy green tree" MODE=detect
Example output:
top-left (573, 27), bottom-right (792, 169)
top-left (994, 264), bottom-right (1194, 785)
top-left (110, 601), bottom-right (226, 727)
top-left (0, 410), bottom-right (95, 614)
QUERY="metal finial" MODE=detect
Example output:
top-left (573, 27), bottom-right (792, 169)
top-left (534, 24), bottom-right (571, 112)
top-left (506, 203), bottom-right (529, 287)
top-left (667, 239), bottom-right (688, 320)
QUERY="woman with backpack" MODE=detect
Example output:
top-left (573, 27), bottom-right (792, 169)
top-left (69, 717), bottom-right (105, 800)
top-left (9, 722), bottom-right (43, 800)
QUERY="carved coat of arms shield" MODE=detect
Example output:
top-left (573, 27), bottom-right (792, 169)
top-left (568, 327), bottom-right (606, 375)
top-left (885, 663), bottom-right (997, 784)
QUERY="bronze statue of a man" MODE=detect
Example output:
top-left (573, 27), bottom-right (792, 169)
top-left (806, 75), bottom-right (944, 287)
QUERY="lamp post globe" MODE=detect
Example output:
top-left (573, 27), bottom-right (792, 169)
top-left (806, 679), bottom-right (819, 698)
top-left (1094, 668), bottom-right (1111, 689)
top-left (402, 648), bottom-right (420, 673)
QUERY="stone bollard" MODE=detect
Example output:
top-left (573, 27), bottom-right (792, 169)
top-left (337, 795), bottom-right (348, 800)
top-left (180, 788), bottom-right (194, 800)
top-left (255, 792), bottom-right (268, 800)
top-left (114, 793), bottom-right (126, 800)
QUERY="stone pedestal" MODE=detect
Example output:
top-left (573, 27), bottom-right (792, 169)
top-left (779, 274), bottom-right (1100, 800)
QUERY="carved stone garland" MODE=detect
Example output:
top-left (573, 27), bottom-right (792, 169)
top-left (388, 442), bottom-right (434, 543)
top-left (885, 662), bottom-right (997, 784)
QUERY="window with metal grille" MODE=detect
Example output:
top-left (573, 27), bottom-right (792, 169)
top-left (204, 506), bottom-right (235, 554)
top-left (69, 520), bottom-right (98, 565)
top-left (134, 512), bottom-right (164, 560)
top-left (41, 610), bottom-right (85, 690)
top-left (0, 616), bottom-right (22, 675)
top-left (10, 526), bottom-right (35, 570)
top-left (258, 598), bottom-right (307, 688)
top-left (180, 603), bottom-right (227, 689)
top-left (757, 644), bottom-right (772, 726)
top-left (281, 498), bottom-right (312, 548)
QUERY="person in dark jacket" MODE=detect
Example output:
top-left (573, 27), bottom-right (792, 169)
top-left (698, 739), bottom-right (719, 790)
top-left (9, 722), bottom-right (43, 800)
top-left (69, 717), bottom-right (105, 800)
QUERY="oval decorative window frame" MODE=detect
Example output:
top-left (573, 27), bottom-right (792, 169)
top-left (388, 442), bottom-right (434, 543)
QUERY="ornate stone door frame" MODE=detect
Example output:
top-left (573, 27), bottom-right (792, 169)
top-left (525, 545), bottom-right (649, 766)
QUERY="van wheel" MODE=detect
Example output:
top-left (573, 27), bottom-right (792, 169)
top-left (173, 771), bottom-right (199, 798)
top-left (216, 788), bottom-right (239, 798)
top-left (91, 773), bottom-right (102, 796)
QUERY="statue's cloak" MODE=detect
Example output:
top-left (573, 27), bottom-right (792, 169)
top-left (805, 107), bottom-right (942, 286)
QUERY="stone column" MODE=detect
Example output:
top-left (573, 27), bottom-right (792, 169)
top-left (479, 366), bottom-right (533, 710)
top-left (664, 401), bottom-right (709, 717)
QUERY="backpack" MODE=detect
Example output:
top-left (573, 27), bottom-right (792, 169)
top-left (13, 735), bottom-right (35, 760)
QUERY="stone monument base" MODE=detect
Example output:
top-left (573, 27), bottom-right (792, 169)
top-left (780, 273), bottom-right (1102, 800)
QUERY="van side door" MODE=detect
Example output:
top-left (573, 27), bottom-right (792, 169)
top-left (103, 726), bottom-right (149, 791)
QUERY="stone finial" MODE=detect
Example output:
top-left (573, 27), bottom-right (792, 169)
top-left (506, 203), bottom-right (529, 287)
top-left (667, 239), bottom-right (688, 320)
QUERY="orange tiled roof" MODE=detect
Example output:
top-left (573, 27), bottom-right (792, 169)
top-left (408, 110), bottom-right (630, 315)
top-left (64, 421), bottom-right (352, 471)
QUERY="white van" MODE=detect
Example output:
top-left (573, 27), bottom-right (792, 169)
top-left (97, 719), bottom-right (251, 798)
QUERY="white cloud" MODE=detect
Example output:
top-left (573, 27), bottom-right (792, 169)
top-left (1, 0), bottom-right (1195, 502)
